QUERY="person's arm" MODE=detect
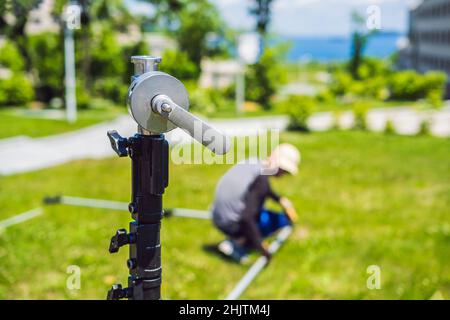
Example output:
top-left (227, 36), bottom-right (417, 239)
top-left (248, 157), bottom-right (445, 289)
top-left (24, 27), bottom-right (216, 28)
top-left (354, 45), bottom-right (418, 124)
top-left (240, 178), bottom-right (270, 256)
top-left (279, 197), bottom-right (298, 222)
top-left (261, 176), bottom-right (298, 223)
top-left (265, 178), bottom-right (280, 202)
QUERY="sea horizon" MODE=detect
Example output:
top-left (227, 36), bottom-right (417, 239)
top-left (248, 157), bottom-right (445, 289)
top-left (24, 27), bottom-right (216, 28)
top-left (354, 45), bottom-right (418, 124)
top-left (280, 31), bottom-right (405, 62)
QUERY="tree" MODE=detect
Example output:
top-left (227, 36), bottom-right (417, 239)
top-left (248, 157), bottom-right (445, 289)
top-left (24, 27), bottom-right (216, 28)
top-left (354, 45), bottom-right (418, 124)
top-left (0, 0), bottom-right (43, 70)
top-left (175, 0), bottom-right (223, 68)
top-left (348, 11), bottom-right (376, 80)
top-left (136, 0), bottom-right (184, 32)
top-left (245, 43), bottom-right (288, 109)
top-left (247, 0), bottom-right (285, 109)
top-left (249, 0), bottom-right (274, 36)
top-left (52, 0), bottom-right (136, 92)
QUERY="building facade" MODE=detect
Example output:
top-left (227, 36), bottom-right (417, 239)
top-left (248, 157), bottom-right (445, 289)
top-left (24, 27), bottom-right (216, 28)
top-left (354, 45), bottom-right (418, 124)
top-left (199, 59), bottom-right (243, 89)
top-left (399, 0), bottom-right (450, 97)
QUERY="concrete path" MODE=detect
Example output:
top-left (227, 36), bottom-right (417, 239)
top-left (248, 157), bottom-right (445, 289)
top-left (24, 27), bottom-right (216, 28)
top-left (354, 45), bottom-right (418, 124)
top-left (0, 105), bottom-right (448, 176)
top-left (0, 115), bottom-right (289, 176)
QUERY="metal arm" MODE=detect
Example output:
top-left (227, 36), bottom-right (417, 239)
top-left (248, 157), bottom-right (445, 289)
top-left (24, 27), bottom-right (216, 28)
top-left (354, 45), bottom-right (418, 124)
top-left (152, 94), bottom-right (230, 155)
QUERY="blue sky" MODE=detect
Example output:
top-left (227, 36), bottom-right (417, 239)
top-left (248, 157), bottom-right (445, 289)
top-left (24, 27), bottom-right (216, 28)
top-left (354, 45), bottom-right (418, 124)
top-left (127, 0), bottom-right (420, 37)
top-left (212, 0), bottom-right (419, 37)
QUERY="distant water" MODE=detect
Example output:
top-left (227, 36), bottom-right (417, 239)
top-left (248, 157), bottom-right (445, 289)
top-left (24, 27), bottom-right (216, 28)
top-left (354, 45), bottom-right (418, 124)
top-left (284, 33), bottom-right (403, 62)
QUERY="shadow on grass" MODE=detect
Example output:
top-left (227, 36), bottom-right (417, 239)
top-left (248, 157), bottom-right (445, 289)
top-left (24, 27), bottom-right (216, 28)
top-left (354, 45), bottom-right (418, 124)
top-left (202, 243), bottom-right (243, 264)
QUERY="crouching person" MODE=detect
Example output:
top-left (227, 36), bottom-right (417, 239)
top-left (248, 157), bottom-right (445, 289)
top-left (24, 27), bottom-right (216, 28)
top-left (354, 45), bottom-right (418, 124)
top-left (212, 144), bottom-right (300, 263)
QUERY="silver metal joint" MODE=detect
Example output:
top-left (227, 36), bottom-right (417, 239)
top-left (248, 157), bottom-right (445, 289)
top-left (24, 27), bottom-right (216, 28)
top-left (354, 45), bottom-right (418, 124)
top-left (131, 56), bottom-right (161, 77)
top-left (151, 94), bottom-right (173, 115)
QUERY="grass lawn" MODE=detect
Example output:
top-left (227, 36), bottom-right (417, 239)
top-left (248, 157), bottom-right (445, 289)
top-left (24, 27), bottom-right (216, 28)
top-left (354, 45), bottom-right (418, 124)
top-left (0, 131), bottom-right (448, 299)
top-left (0, 104), bottom-right (126, 139)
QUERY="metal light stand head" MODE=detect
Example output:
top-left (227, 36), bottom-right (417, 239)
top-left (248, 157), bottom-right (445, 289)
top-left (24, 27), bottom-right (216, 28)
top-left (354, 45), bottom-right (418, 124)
top-left (106, 56), bottom-right (229, 300)
top-left (127, 56), bottom-right (229, 154)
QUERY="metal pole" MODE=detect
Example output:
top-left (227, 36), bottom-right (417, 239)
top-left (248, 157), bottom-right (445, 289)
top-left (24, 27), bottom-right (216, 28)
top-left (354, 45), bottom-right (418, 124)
top-left (225, 226), bottom-right (293, 300)
top-left (43, 195), bottom-right (211, 219)
top-left (64, 24), bottom-right (77, 123)
top-left (57, 195), bottom-right (127, 211)
top-left (235, 63), bottom-right (245, 115)
top-left (0, 208), bottom-right (43, 229)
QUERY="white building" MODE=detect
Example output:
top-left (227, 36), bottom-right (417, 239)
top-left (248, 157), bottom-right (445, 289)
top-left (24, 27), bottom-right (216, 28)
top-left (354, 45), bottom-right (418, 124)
top-left (25, 0), bottom-right (59, 35)
top-left (399, 0), bottom-right (450, 97)
top-left (199, 59), bottom-right (243, 89)
top-left (143, 33), bottom-right (177, 57)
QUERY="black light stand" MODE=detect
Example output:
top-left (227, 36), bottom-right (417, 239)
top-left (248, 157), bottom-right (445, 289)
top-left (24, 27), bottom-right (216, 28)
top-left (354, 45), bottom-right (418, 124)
top-left (105, 55), bottom-right (229, 300)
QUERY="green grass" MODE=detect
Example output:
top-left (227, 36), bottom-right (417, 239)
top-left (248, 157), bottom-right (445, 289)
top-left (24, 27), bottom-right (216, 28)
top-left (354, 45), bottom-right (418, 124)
top-left (0, 131), bottom-right (449, 299)
top-left (0, 105), bottom-right (126, 139)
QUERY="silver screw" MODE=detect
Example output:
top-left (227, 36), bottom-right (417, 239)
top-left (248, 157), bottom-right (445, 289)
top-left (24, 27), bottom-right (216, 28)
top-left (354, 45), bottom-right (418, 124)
top-left (161, 103), bottom-right (172, 113)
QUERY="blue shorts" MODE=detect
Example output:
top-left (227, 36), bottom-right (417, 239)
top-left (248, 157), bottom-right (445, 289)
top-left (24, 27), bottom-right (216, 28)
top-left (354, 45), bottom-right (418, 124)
top-left (258, 209), bottom-right (292, 238)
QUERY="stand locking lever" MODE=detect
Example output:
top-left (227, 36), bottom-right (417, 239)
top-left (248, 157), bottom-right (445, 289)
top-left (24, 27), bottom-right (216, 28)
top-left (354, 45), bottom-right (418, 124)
top-left (107, 284), bottom-right (131, 300)
top-left (107, 130), bottom-right (129, 157)
top-left (109, 229), bottom-right (134, 253)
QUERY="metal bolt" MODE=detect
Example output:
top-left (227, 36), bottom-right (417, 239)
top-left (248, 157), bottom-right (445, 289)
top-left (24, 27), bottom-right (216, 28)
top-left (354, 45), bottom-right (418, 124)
top-left (161, 103), bottom-right (172, 113)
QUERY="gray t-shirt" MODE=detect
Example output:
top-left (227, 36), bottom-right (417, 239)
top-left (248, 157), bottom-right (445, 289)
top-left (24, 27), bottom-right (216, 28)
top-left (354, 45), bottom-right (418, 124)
top-left (212, 162), bottom-right (263, 234)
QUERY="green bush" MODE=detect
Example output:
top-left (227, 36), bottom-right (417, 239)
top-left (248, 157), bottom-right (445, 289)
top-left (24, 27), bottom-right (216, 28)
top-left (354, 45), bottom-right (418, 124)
top-left (330, 71), bottom-right (388, 100)
top-left (329, 71), bottom-right (354, 96)
top-left (76, 79), bottom-right (91, 110)
top-left (351, 101), bottom-right (370, 130)
top-left (0, 74), bottom-right (34, 106)
top-left (90, 28), bottom-right (126, 79)
top-left (365, 77), bottom-right (390, 100)
top-left (388, 70), bottom-right (446, 101)
top-left (384, 119), bottom-right (395, 135)
top-left (418, 119), bottom-right (431, 136)
top-left (189, 88), bottom-right (232, 116)
top-left (93, 77), bottom-right (128, 104)
top-left (426, 89), bottom-right (443, 108)
top-left (315, 89), bottom-right (335, 104)
top-left (330, 59), bottom-right (445, 105)
top-left (159, 49), bottom-right (198, 81)
top-left (279, 95), bottom-right (315, 131)
top-left (0, 41), bottom-right (25, 72)
top-left (424, 72), bottom-right (446, 107)
top-left (357, 58), bottom-right (390, 80)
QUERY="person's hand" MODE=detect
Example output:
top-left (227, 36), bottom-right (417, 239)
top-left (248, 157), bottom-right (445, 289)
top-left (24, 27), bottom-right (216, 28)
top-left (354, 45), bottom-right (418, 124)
top-left (280, 197), bottom-right (298, 223)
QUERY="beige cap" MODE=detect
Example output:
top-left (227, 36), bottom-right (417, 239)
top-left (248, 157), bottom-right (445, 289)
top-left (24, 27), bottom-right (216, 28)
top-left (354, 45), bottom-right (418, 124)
top-left (269, 143), bottom-right (301, 175)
